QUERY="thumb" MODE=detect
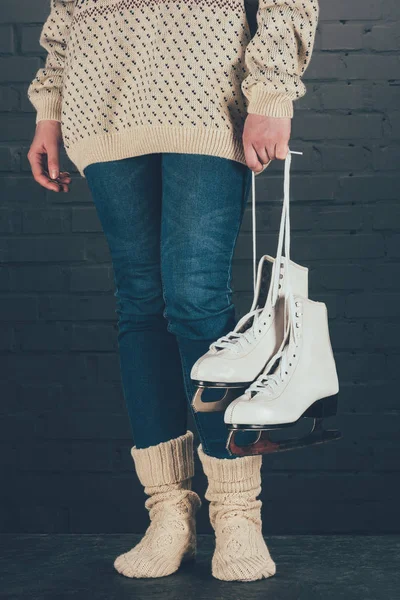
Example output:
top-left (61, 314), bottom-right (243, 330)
top-left (46, 143), bottom-right (60, 180)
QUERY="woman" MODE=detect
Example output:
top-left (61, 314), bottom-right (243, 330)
top-left (27, 0), bottom-right (318, 583)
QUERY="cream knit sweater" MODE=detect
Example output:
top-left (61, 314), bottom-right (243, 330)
top-left (28, 0), bottom-right (319, 177)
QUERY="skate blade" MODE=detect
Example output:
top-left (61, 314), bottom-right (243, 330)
top-left (226, 419), bottom-right (342, 457)
top-left (191, 383), bottom-right (249, 413)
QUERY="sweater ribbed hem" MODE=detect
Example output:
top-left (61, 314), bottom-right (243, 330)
top-left (35, 95), bottom-right (63, 124)
top-left (197, 444), bottom-right (262, 491)
top-left (131, 431), bottom-right (195, 488)
top-left (65, 126), bottom-right (247, 177)
top-left (247, 85), bottom-right (294, 119)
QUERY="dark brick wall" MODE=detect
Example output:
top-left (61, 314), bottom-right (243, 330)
top-left (1, 0), bottom-right (399, 534)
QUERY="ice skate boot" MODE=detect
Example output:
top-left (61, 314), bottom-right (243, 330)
top-left (191, 151), bottom-right (308, 413)
top-left (191, 255), bottom-right (308, 412)
top-left (224, 295), bottom-right (341, 456)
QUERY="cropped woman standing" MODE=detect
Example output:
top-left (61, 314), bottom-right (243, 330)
top-left (27, 0), bottom-right (318, 582)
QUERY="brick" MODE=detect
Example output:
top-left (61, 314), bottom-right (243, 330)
top-left (373, 264), bottom-right (400, 290)
top-left (15, 322), bottom-right (71, 351)
top-left (312, 264), bottom-right (369, 292)
top-left (338, 175), bottom-right (400, 202)
top-left (386, 234), bottom-right (400, 258)
top-left (70, 324), bottom-right (118, 351)
top-left (304, 53), bottom-right (348, 80)
top-left (0, 57), bottom-right (40, 83)
top-left (85, 236), bottom-right (112, 262)
top-left (71, 207), bottom-right (102, 233)
top-left (318, 83), bottom-right (365, 111)
top-left (365, 24), bottom-right (400, 52)
top-left (365, 321), bottom-right (400, 349)
top-left (38, 295), bottom-right (117, 321)
top-left (0, 237), bottom-right (85, 262)
top-left (58, 383), bottom-right (125, 413)
top-left (0, 208), bottom-right (21, 233)
top-left (345, 293), bottom-right (400, 318)
top-left (320, 0), bottom-right (382, 20)
top-left (20, 25), bottom-right (45, 54)
top-left (367, 83), bottom-right (400, 111)
top-left (9, 265), bottom-right (67, 292)
top-left (319, 145), bottom-right (371, 171)
top-left (293, 114), bottom-right (382, 141)
top-left (0, 1), bottom-right (50, 24)
top-left (69, 266), bottom-right (114, 292)
top-left (42, 411), bottom-right (131, 440)
top-left (320, 24), bottom-right (364, 50)
top-left (0, 297), bottom-right (37, 321)
top-left (4, 354), bottom-right (96, 384)
top-left (0, 114), bottom-right (36, 142)
top-left (0, 86), bottom-right (19, 111)
top-left (344, 55), bottom-right (400, 80)
top-left (0, 25), bottom-right (14, 53)
top-left (372, 145), bottom-right (400, 171)
top-left (330, 321), bottom-right (365, 349)
top-left (372, 204), bottom-right (400, 230)
top-left (335, 351), bottom-right (387, 382)
top-left (0, 146), bottom-right (16, 171)
top-left (22, 208), bottom-right (71, 234)
top-left (19, 441), bottom-right (113, 472)
top-left (0, 324), bottom-right (15, 351)
top-left (0, 176), bottom-right (45, 205)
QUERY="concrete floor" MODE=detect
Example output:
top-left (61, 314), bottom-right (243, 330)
top-left (1, 534), bottom-right (399, 600)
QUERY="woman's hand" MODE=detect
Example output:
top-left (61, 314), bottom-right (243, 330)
top-left (27, 120), bottom-right (71, 192)
top-left (243, 114), bottom-right (291, 173)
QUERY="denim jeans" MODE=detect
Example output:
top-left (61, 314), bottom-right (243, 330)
top-left (84, 152), bottom-right (253, 458)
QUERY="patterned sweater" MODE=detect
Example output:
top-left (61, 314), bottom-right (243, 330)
top-left (28, 0), bottom-right (319, 177)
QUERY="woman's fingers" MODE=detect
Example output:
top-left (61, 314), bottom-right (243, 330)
top-left (275, 140), bottom-right (289, 160)
top-left (243, 114), bottom-right (291, 171)
top-left (243, 142), bottom-right (264, 174)
top-left (28, 120), bottom-right (70, 192)
top-left (46, 141), bottom-right (60, 180)
top-left (254, 144), bottom-right (270, 166)
top-left (28, 148), bottom-right (62, 192)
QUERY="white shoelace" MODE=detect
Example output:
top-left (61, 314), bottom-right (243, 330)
top-left (246, 151), bottom-right (303, 396)
top-left (211, 150), bottom-right (301, 355)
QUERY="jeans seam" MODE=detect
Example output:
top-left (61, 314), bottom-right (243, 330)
top-left (225, 167), bottom-right (252, 307)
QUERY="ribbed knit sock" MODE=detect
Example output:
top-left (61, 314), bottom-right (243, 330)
top-left (198, 444), bottom-right (276, 582)
top-left (114, 431), bottom-right (201, 578)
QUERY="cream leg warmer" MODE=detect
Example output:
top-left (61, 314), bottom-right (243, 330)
top-left (198, 444), bottom-right (276, 582)
top-left (114, 430), bottom-right (201, 578)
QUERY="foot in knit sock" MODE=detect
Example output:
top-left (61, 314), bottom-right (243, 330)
top-left (212, 516), bottom-right (276, 582)
top-left (113, 431), bottom-right (201, 579)
top-left (197, 444), bottom-right (276, 582)
top-left (113, 489), bottom-right (199, 578)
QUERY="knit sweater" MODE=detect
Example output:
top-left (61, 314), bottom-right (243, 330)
top-left (28, 0), bottom-right (319, 178)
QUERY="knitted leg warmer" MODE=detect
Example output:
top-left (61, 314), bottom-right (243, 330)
top-left (114, 431), bottom-right (201, 578)
top-left (198, 444), bottom-right (276, 582)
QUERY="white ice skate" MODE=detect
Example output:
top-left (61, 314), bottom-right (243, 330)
top-left (224, 152), bottom-right (341, 456)
top-left (224, 295), bottom-right (341, 456)
top-left (191, 153), bottom-right (308, 413)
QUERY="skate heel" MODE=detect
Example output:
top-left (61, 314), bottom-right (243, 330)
top-left (304, 394), bottom-right (338, 419)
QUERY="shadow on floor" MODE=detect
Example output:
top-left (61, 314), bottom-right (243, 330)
top-left (1, 534), bottom-right (399, 600)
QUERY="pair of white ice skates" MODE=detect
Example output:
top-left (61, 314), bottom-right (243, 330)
top-left (190, 151), bottom-right (341, 457)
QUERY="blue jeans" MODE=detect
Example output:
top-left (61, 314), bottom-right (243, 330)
top-left (84, 153), bottom-right (253, 458)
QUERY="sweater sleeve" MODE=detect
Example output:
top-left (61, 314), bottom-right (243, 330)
top-left (27, 0), bottom-right (75, 124)
top-left (241, 0), bottom-right (319, 118)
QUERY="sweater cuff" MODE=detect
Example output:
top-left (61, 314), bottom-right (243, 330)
top-left (34, 94), bottom-right (63, 124)
top-left (246, 85), bottom-right (294, 119)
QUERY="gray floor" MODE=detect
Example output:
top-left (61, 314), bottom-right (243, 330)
top-left (1, 534), bottom-right (399, 600)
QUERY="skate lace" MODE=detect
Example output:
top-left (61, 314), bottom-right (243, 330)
top-left (245, 151), bottom-right (303, 396)
top-left (210, 306), bottom-right (272, 353)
